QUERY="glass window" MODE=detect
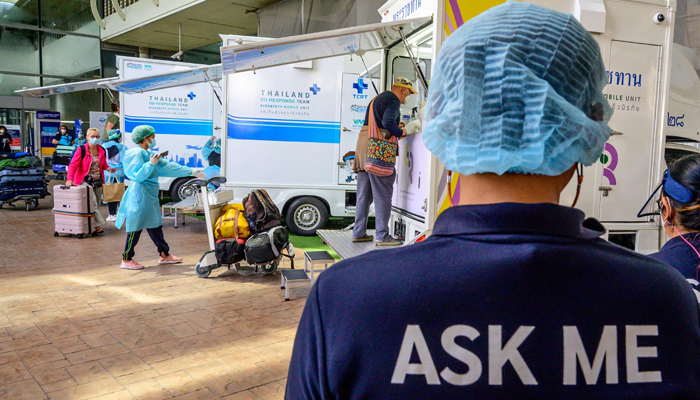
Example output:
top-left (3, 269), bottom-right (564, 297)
top-left (0, 73), bottom-right (40, 96)
top-left (41, 0), bottom-right (99, 36)
top-left (41, 32), bottom-right (101, 78)
top-left (0, 27), bottom-right (40, 75)
top-left (0, 0), bottom-right (39, 26)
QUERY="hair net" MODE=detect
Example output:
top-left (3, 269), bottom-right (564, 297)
top-left (422, 1), bottom-right (613, 176)
top-left (131, 125), bottom-right (155, 144)
top-left (108, 129), bottom-right (121, 140)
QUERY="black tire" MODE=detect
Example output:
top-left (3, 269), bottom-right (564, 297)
top-left (78, 234), bottom-right (83, 239)
top-left (261, 259), bottom-right (279, 275)
top-left (170, 177), bottom-right (199, 203)
top-left (285, 197), bottom-right (329, 236)
top-left (195, 263), bottom-right (211, 278)
top-left (54, 232), bottom-right (58, 237)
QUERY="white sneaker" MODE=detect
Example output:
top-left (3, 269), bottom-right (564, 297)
top-left (106, 215), bottom-right (117, 222)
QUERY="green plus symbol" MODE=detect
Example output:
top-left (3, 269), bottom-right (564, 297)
top-left (600, 154), bottom-right (609, 164)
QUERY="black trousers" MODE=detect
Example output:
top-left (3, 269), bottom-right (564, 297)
top-left (108, 201), bottom-right (118, 216)
top-left (123, 226), bottom-right (170, 261)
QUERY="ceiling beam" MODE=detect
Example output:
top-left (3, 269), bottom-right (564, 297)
top-left (111, 0), bottom-right (126, 21)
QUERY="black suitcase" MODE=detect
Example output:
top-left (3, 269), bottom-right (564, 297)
top-left (0, 167), bottom-right (44, 184)
top-left (52, 153), bottom-right (72, 166)
top-left (0, 182), bottom-right (46, 201)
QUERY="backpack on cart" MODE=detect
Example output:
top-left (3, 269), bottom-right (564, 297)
top-left (215, 239), bottom-right (246, 265)
top-left (244, 226), bottom-right (290, 265)
top-left (242, 189), bottom-right (281, 234)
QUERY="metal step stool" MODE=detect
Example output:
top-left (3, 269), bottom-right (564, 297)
top-left (304, 251), bottom-right (336, 280)
top-left (281, 269), bottom-right (311, 301)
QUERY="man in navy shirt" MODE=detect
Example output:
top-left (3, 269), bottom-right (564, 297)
top-left (286, 3), bottom-right (700, 399)
top-left (352, 77), bottom-right (414, 246)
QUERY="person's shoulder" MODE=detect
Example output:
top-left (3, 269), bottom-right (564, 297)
top-left (125, 146), bottom-right (147, 158)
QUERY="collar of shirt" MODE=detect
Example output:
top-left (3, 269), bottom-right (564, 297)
top-left (662, 232), bottom-right (700, 250)
top-left (432, 202), bottom-right (605, 240)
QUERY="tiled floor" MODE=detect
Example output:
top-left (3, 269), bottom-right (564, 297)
top-left (0, 185), bottom-right (312, 399)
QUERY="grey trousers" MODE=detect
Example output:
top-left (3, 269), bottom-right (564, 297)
top-left (80, 181), bottom-right (106, 228)
top-left (353, 170), bottom-right (395, 242)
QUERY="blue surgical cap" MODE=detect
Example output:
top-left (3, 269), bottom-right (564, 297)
top-left (131, 125), bottom-right (155, 144)
top-left (423, 1), bottom-right (613, 176)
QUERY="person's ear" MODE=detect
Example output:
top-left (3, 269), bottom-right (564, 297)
top-left (661, 196), bottom-right (673, 225)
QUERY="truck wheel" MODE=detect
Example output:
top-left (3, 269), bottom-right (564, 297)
top-left (170, 177), bottom-right (199, 202)
top-left (285, 197), bottom-right (328, 236)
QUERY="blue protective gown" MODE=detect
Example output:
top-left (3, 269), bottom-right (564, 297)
top-left (115, 147), bottom-right (192, 232)
top-left (201, 138), bottom-right (221, 163)
top-left (101, 141), bottom-right (129, 182)
top-left (75, 137), bottom-right (88, 147)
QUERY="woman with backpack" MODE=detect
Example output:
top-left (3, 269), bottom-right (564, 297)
top-left (66, 128), bottom-right (115, 235)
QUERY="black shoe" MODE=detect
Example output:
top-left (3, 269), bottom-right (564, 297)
top-left (376, 237), bottom-right (403, 246)
top-left (352, 234), bottom-right (374, 243)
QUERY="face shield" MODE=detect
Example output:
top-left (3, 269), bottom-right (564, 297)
top-left (637, 169), bottom-right (694, 217)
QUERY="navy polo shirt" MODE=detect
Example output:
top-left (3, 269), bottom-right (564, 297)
top-left (649, 233), bottom-right (700, 281)
top-left (286, 203), bottom-right (700, 399)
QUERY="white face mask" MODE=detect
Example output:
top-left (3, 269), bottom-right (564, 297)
top-left (61, 129), bottom-right (67, 134)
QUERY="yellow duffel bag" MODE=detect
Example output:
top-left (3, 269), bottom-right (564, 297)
top-left (214, 204), bottom-right (251, 240)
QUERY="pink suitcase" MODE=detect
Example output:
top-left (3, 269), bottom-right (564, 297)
top-left (53, 185), bottom-right (94, 239)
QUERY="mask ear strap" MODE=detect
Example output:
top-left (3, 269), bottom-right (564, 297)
top-left (571, 163), bottom-right (584, 208)
top-left (447, 170), bottom-right (454, 207)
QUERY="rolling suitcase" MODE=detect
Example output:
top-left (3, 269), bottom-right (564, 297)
top-left (53, 185), bottom-right (94, 239)
top-left (0, 168), bottom-right (44, 184)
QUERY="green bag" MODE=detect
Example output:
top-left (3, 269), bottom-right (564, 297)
top-left (0, 158), bottom-right (30, 171)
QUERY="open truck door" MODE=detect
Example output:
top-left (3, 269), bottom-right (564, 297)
top-left (219, 23), bottom-right (427, 236)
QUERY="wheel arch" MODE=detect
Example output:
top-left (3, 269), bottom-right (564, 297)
top-left (282, 195), bottom-right (331, 218)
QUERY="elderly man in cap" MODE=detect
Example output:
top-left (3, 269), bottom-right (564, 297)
top-left (352, 76), bottom-right (419, 246)
top-left (116, 125), bottom-right (205, 270)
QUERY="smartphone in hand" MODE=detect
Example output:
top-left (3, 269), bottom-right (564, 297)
top-left (158, 150), bottom-right (169, 158)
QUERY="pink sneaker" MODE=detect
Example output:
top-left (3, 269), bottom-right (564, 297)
top-left (159, 254), bottom-right (182, 264)
top-left (120, 260), bottom-right (144, 270)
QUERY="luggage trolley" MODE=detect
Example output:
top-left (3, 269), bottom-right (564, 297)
top-left (0, 167), bottom-right (50, 211)
top-left (193, 177), bottom-right (294, 278)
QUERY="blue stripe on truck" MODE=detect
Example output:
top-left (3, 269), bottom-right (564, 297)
top-left (227, 114), bottom-right (340, 144)
top-left (125, 116), bottom-right (213, 136)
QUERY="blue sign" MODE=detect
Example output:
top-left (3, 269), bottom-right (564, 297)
top-left (37, 111), bottom-right (60, 120)
top-left (309, 84), bottom-right (321, 95)
top-left (187, 92), bottom-right (196, 100)
top-left (353, 78), bottom-right (368, 94)
top-left (74, 120), bottom-right (82, 136)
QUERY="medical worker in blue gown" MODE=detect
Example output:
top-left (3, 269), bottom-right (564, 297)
top-left (201, 135), bottom-right (221, 191)
top-left (103, 129), bottom-right (128, 222)
top-left (116, 125), bottom-right (205, 270)
top-left (285, 3), bottom-right (700, 399)
top-left (644, 154), bottom-right (700, 285)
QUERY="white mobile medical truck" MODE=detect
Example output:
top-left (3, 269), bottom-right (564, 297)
top-left (219, 35), bottom-right (383, 236)
top-left (219, 0), bottom-right (700, 256)
top-left (116, 57), bottom-right (221, 201)
top-left (17, 57), bottom-right (221, 202)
